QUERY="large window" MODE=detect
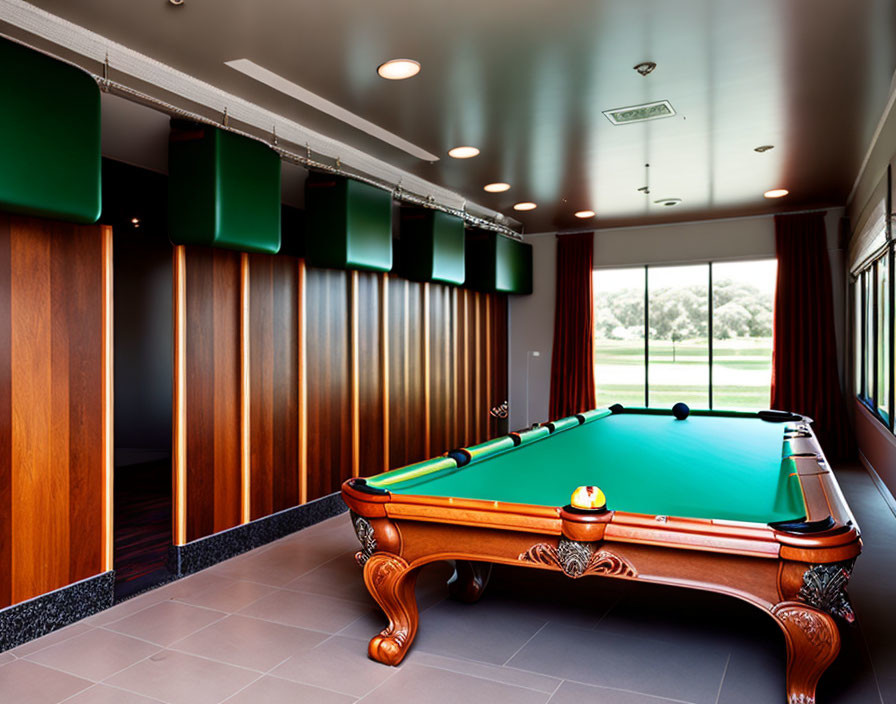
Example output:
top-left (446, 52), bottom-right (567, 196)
top-left (594, 259), bottom-right (777, 411)
top-left (854, 240), bottom-right (894, 429)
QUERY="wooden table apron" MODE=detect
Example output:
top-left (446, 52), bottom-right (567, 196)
top-left (342, 478), bottom-right (862, 704)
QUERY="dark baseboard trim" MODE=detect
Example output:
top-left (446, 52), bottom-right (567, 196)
top-left (168, 492), bottom-right (348, 577)
top-left (0, 571), bottom-right (114, 652)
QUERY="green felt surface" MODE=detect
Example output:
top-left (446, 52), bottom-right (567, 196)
top-left (368, 413), bottom-right (806, 523)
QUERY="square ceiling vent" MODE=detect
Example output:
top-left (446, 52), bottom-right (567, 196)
top-left (602, 100), bottom-right (675, 125)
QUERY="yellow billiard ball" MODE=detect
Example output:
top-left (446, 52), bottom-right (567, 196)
top-left (570, 485), bottom-right (606, 510)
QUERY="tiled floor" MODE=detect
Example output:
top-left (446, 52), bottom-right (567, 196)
top-left (1, 463), bottom-right (893, 704)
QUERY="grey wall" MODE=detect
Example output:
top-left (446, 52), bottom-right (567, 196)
top-left (508, 210), bottom-right (847, 430)
top-left (113, 228), bottom-right (173, 464)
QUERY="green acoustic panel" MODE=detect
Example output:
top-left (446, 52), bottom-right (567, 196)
top-left (305, 172), bottom-right (392, 271)
top-left (168, 122), bottom-right (281, 253)
top-left (399, 207), bottom-right (465, 284)
top-left (0, 37), bottom-right (101, 224)
top-left (464, 229), bottom-right (533, 294)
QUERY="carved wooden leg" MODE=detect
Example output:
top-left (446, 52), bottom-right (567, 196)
top-left (447, 560), bottom-right (493, 603)
top-left (363, 553), bottom-right (420, 666)
top-left (771, 601), bottom-right (840, 704)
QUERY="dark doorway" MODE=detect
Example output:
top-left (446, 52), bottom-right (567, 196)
top-left (103, 158), bottom-right (174, 600)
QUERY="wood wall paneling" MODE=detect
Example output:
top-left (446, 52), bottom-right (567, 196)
top-left (305, 266), bottom-right (351, 500)
top-left (171, 250), bottom-right (508, 546)
top-left (248, 253), bottom-right (299, 519)
top-left (0, 216), bottom-right (11, 607)
top-left (298, 259), bottom-right (308, 504)
top-left (357, 271), bottom-right (384, 476)
top-left (0, 215), bottom-right (108, 608)
top-left (184, 247), bottom-right (242, 541)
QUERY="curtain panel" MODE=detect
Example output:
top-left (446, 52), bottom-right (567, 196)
top-left (549, 232), bottom-right (596, 420)
top-left (771, 211), bottom-right (852, 459)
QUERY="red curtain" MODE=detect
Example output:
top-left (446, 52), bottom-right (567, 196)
top-left (771, 211), bottom-right (852, 459)
top-left (549, 232), bottom-right (596, 420)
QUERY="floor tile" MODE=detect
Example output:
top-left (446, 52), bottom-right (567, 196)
top-left (104, 601), bottom-right (226, 646)
top-left (24, 628), bottom-right (160, 681)
top-left (358, 663), bottom-right (550, 704)
top-left (174, 579), bottom-right (275, 613)
top-left (209, 546), bottom-right (342, 587)
top-left (104, 650), bottom-right (259, 704)
top-left (409, 597), bottom-right (548, 665)
top-left (63, 683), bottom-right (166, 704)
top-left (84, 590), bottom-right (171, 628)
top-left (169, 614), bottom-right (327, 671)
top-left (284, 554), bottom-right (377, 604)
top-left (406, 651), bottom-right (561, 694)
top-left (224, 674), bottom-right (355, 704)
top-left (150, 572), bottom-right (235, 601)
top-left (547, 680), bottom-right (686, 704)
top-left (270, 635), bottom-right (396, 697)
top-left (506, 622), bottom-right (728, 704)
top-left (237, 588), bottom-right (366, 633)
top-left (0, 659), bottom-right (92, 704)
top-left (10, 622), bottom-right (95, 658)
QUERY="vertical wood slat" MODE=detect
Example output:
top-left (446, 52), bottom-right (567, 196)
top-left (356, 272), bottom-right (383, 476)
top-left (101, 226), bottom-right (114, 572)
top-left (12, 221), bottom-right (64, 601)
top-left (484, 296), bottom-right (497, 438)
top-left (473, 291), bottom-right (485, 442)
top-left (380, 273), bottom-right (390, 472)
top-left (0, 217), bottom-right (11, 606)
top-left (240, 253), bottom-right (251, 524)
top-left (305, 267), bottom-right (351, 500)
top-left (461, 289), bottom-right (474, 445)
top-left (173, 245), bottom-right (187, 545)
top-left (451, 286), bottom-right (459, 450)
top-left (423, 283), bottom-right (431, 458)
top-left (297, 259), bottom-right (308, 505)
top-left (350, 270), bottom-right (360, 478)
top-left (185, 247), bottom-right (241, 542)
top-left (248, 254), bottom-right (299, 519)
top-left (0, 216), bottom-right (105, 607)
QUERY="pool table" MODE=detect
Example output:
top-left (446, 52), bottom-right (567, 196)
top-left (341, 406), bottom-right (862, 704)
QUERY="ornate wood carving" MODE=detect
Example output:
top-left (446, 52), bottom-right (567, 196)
top-left (363, 553), bottom-right (420, 666)
top-left (798, 560), bottom-right (855, 623)
top-left (519, 538), bottom-right (636, 579)
top-left (772, 601), bottom-right (840, 704)
top-left (350, 511), bottom-right (377, 566)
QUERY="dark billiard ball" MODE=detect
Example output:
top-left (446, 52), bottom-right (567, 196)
top-left (672, 402), bottom-right (690, 420)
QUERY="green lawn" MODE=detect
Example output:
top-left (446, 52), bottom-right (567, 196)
top-left (594, 337), bottom-right (773, 411)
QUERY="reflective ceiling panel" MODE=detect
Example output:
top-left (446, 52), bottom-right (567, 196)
top-left (8, 0), bottom-right (896, 231)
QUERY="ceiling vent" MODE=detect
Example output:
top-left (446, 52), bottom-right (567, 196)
top-left (602, 100), bottom-right (675, 125)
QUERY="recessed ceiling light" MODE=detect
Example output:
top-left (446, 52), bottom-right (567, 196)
top-left (513, 202), bottom-right (537, 211)
top-left (376, 59), bottom-right (421, 80)
top-left (574, 210), bottom-right (595, 218)
top-left (754, 145), bottom-right (774, 153)
top-left (484, 182), bottom-right (510, 193)
top-left (764, 189), bottom-right (789, 199)
top-left (448, 146), bottom-right (480, 159)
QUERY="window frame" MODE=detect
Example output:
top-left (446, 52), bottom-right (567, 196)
top-left (593, 258), bottom-right (777, 412)
top-left (852, 232), bottom-right (895, 434)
